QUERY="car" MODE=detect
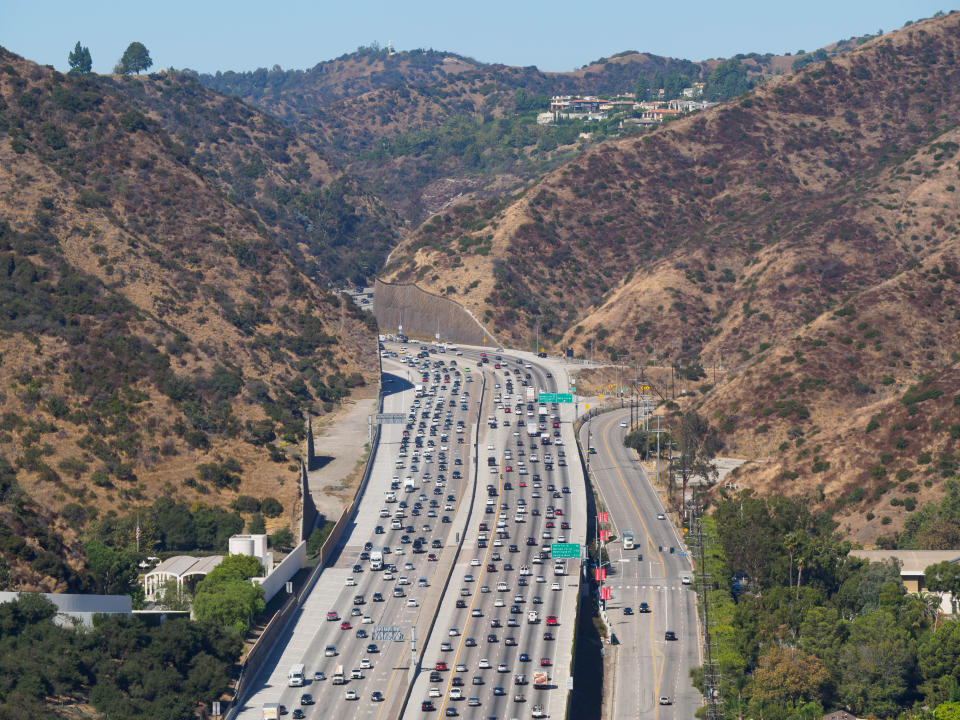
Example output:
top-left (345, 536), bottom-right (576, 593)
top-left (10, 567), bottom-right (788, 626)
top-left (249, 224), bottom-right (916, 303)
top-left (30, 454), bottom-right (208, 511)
top-left (540, 658), bottom-right (552, 667)
top-left (355, 628), bottom-right (368, 638)
top-left (292, 710), bottom-right (305, 719)
top-left (514, 693), bottom-right (526, 702)
top-left (639, 602), bottom-right (650, 613)
top-left (519, 652), bottom-right (530, 662)
top-left (422, 700), bottom-right (435, 711)
top-left (367, 643), bottom-right (379, 653)
top-left (326, 611), bottom-right (339, 621)
top-left (478, 658), bottom-right (491, 669)
top-left (428, 553), bottom-right (439, 561)
top-left (456, 663), bottom-right (468, 672)
top-left (371, 691), bottom-right (384, 702)
top-left (313, 670), bottom-right (325, 681)
top-left (465, 637), bottom-right (477, 647)
top-left (464, 573), bottom-right (474, 582)
top-left (451, 676), bottom-right (464, 687)
top-left (551, 582), bottom-right (561, 591)
top-left (450, 688), bottom-right (463, 700)
top-left (505, 637), bottom-right (518, 646)
top-left (406, 598), bottom-right (418, 607)
top-left (345, 576), bottom-right (356, 586)
top-left (449, 628), bottom-right (460, 636)
top-left (659, 696), bottom-right (672, 705)
top-left (429, 687), bottom-right (442, 698)
top-left (445, 708), bottom-right (458, 716)
top-left (468, 697), bottom-right (481, 707)
top-left (471, 558), bottom-right (480, 566)
top-left (472, 608), bottom-right (483, 617)
top-left (429, 671), bottom-right (442, 683)
top-left (436, 661), bottom-right (448, 671)
top-left (665, 630), bottom-right (678, 641)
top-left (657, 513), bottom-right (666, 520)
top-left (372, 592), bottom-right (384, 602)
top-left (456, 599), bottom-right (467, 608)
top-left (493, 686), bottom-right (505, 696)
top-left (682, 575), bottom-right (692, 585)
top-left (351, 607), bottom-right (362, 616)
top-left (472, 675), bottom-right (484, 685)
top-left (300, 693), bottom-right (313, 705)
top-left (324, 645), bottom-right (336, 656)
top-left (543, 631), bottom-right (554, 641)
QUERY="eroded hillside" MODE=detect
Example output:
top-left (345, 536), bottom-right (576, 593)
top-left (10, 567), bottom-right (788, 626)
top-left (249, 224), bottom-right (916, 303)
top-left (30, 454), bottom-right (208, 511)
top-left (0, 49), bottom-right (377, 588)
top-left (384, 13), bottom-right (960, 538)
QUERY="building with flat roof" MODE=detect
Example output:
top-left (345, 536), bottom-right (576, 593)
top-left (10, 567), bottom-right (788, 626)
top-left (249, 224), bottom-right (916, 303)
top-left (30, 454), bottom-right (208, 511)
top-left (849, 549), bottom-right (960, 613)
top-left (0, 591), bottom-right (131, 627)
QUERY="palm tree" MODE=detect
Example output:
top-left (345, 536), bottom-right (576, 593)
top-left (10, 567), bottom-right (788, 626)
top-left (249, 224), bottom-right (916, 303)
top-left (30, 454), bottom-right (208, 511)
top-left (917, 590), bottom-right (942, 631)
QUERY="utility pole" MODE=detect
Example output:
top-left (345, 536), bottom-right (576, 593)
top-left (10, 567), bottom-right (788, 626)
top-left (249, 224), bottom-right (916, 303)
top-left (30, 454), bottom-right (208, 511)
top-left (693, 520), bottom-right (723, 719)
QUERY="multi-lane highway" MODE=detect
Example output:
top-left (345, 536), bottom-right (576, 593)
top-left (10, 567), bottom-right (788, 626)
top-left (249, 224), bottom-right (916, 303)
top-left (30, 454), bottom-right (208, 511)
top-left (579, 409), bottom-right (701, 720)
top-left (408, 348), bottom-right (586, 720)
top-left (235, 343), bottom-right (586, 720)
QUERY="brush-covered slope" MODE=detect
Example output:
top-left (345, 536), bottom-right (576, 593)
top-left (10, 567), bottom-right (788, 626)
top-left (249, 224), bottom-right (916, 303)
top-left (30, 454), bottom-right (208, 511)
top-left (385, 13), bottom-right (960, 538)
top-left (0, 48), bottom-right (377, 588)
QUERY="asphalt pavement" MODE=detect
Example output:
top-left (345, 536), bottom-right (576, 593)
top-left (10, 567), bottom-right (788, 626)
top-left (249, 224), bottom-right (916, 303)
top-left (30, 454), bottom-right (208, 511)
top-left (579, 409), bottom-right (701, 720)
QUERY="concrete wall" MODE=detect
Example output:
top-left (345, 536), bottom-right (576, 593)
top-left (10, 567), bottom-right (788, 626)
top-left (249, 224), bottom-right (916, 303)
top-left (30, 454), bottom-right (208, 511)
top-left (374, 279), bottom-right (499, 346)
top-left (0, 591), bottom-right (131, 627)
top-left (253, 541), bottom-right (306, 604)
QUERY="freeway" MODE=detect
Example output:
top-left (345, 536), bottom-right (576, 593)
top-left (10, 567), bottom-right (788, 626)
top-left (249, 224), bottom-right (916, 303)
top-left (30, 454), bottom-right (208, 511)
top-left (236, 355), bottom-right (482, 720)
top-left (579, 409), bottom-right (700, 720)
top-left (407, 347), bottom-right (586, 720)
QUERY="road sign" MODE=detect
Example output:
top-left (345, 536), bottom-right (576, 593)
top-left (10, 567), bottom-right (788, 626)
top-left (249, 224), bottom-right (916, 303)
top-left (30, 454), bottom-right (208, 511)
top-left (538, 392), bottom-right (573, 403)
top-left (551, 542), bottom-right (581, 559)
top-left (566, 676), bottom-right (574, 690)
top-left (374, 413), bottom-right (406, 424)
top-left (373, 625), bottom-right (405, 642)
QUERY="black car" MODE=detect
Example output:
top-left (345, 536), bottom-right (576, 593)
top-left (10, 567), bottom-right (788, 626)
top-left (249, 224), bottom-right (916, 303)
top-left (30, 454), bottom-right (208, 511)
top-left (665, 630), bottom-right (678, 641)
top-left (422, 700), bottom-right (435, 711)
top-left (624, 607), bottom-right (634, 616)
top-left (452, 676), bottom-right (464, 687)
top-left (373, 592), bottom-right (384, 602)
top-left (292, 710), bottom-right (305, 719)
top-left (352, 564), bottom-right (362, 573)
top-left (638, 602), bottom-right (650, 613)
top-left (493, 686), bottom-right (505, 696)
top-left (367, 643), bottom-right (379, 653)
top-left (430, 671), bottom-right (442, 682)
top-left (300, 693), bottom-right (313, 705)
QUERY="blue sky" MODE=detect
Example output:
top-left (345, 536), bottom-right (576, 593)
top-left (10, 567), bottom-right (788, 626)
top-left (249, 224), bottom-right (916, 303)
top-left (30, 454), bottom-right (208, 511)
top-left (1, 1), bottom-right (952, 74)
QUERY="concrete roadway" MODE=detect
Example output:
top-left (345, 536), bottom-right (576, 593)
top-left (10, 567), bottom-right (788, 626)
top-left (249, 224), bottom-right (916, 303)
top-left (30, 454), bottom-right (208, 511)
top-left (407, 348), bottom-right (585, 720)
top-left (578, 408), bottom-right (701, 720)
top-left (235, 355), bottom-right (480, 720)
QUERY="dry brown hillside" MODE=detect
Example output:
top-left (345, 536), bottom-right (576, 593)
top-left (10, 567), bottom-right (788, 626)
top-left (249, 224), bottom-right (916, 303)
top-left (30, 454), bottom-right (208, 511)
top-left (384, 13), bottom-right (960, 538)
top-left (0, 49), bottom-right (377, 589)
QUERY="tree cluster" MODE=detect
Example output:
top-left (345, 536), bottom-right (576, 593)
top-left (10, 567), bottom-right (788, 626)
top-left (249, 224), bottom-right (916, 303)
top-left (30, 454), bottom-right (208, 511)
top-left (0, 594), bottom-right (240, 719)
top-left (700, 491), bottom-right (960, 719)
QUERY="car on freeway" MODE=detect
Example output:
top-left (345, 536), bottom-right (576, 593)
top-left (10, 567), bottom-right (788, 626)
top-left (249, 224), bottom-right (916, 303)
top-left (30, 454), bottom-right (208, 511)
top-left (367, 643), bottom-right (379, 653)
top-left (493, 686), bottom-right (505, 696)
top-left (300, 693), bottom-right (313, 705)
top-left (355, 628), bottom-right (368, 638)
top-left (657, 513), bottom-right (666, 520)
top-left (624, 607), bottom-right (634, 615)
top-left (659, 696), bottom-right (672, 705)
top-left (292, 710), bottom-right (305, 719)
top-left (665, 630), bottom-right (678, 641)
top-left (540, 658), bottom-right (552, 667)
top-left (326, 611), bottom-right (339, 621)
top-left (371, 691), bottom-right (384, 702)
top-left (639, 602), bottom-right (650, 613)
top-left (543, 631), bottom-right (554, 641)
top-left (324, 645), bottom-right (336, 656)
top-left (465, 637), bottom-right (477, 647)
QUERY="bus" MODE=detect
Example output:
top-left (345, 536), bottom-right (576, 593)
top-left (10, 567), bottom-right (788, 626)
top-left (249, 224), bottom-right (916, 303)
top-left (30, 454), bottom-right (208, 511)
top-left (622, 530), bottom-right (635, 550)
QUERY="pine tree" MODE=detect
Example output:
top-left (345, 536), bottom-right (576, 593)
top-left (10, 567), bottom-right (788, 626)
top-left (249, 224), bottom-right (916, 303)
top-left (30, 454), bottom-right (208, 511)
top-left (67, 41), bottom-right (92, 74)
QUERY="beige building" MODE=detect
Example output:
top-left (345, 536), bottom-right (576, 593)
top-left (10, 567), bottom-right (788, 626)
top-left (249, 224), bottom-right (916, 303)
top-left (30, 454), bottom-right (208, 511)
top-left (849, 549), bottom-right (960, 613)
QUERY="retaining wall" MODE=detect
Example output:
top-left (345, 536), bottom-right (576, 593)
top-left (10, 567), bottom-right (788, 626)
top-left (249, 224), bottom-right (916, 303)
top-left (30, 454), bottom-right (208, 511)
top-left (374, 279), bottom-right (498, 346)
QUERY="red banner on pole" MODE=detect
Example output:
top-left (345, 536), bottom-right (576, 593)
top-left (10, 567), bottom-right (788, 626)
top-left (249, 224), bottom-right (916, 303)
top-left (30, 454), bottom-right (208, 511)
top-left (599, 529), bottom-right (610, 542)
top-left (594, 568), bottom-right (606, 581)
top-left (600, 586), bottom-right (612, 600)
top-left (598, 512), bottom-right (608, 524)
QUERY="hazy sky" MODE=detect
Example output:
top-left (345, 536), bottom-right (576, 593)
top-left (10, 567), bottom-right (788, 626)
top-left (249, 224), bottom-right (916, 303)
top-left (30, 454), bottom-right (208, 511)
top-left (1, 0), bottom-right (952, 75)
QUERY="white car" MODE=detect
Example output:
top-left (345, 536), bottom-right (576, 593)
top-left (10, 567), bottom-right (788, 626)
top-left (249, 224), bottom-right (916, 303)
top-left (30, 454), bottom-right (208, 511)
top-left (536, 575), bottom-right (545, 583)
top-left (360, 657), bottom-right (372, 669)
top-left (449, 628), bottom-right (460, 636)
top-left (345, 577), bottom-right (356, 586)
top-left (479, 658), bottom-right (491, 669)
top-left (471, 558), bottom-right (480, 566)
top-left (362, 615), bottom-right (373, 623)
top-left (398, 576), bottom-right (410, 585)
top-left (619, 421), bottom-right (627, 428)
top-left (406, 598), bottom-right (418, 607)
top-left (551, 582), bottom-right (561, 591)
top-left (450, 688), bottom-right (463, 700)
top-left (497, 662), bottom-right (509, 673)
top-left (495, 598), bottom-right (505, 607)
top-left (429, 687), bottom-right (441, 698)
top-left (345, 689), bottom-right (358, 700)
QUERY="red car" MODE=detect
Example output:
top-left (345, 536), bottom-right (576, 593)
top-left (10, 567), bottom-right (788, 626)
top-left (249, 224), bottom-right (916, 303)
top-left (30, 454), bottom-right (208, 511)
top-left (555, 509), bottom-right (563, 516)
top-left (546, 615), bottom-right (558, 626)
top-left (505, 466), bottom-right (513, 472)
top-left (326, 611), bottom-right (339, 621)
top-left (340, 621), bottom-right (351, 630)
top-left (519, 481), bottom-right (527, 488)
top-left (436, 661), bottom-right (448, 671)
top-left (540, 658), bottom-right (552, 667)
top-left (545, 521), bottom-right (555, 528)
top-left (561, 522), bottom-right (570, 530)
top-left (487, 564), bottom-right (496, 572)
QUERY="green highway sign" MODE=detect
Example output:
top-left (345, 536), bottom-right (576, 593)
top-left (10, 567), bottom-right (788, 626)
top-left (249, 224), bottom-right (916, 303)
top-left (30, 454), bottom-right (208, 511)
top-left (539, 392), bottom-right (574, 403)
top-left (551, 542), bottom-right (581, 559)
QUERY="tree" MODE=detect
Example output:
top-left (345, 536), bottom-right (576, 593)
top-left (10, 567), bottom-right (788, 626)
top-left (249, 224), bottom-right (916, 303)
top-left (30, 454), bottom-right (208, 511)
top-left (704, 58), bottom-right (751, 102)
top-left (85, 540), bottom-right (138, 595)
top-left (67, 42), bottom-right (92, 74)
top-left (675, 411), bottom-right (722, 520)
top-left (837, 610), bottom-right (916, 717)
top-left (270, 526), bottom-right (294, 551)
top-left (919, 620), bottom-right (960, 705)
top-left (751, 647), bottom-right (830, 708)
top-left (248, 513), bottom-right (266, 534)
top-left (927, 561), bottom-right (960, 600)
top-left (192, 580), bottom-right (264, 634)
top-left (634, 74), bottom-right (650, 102)
top-left (115, 42), bottom-right (152, 75)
